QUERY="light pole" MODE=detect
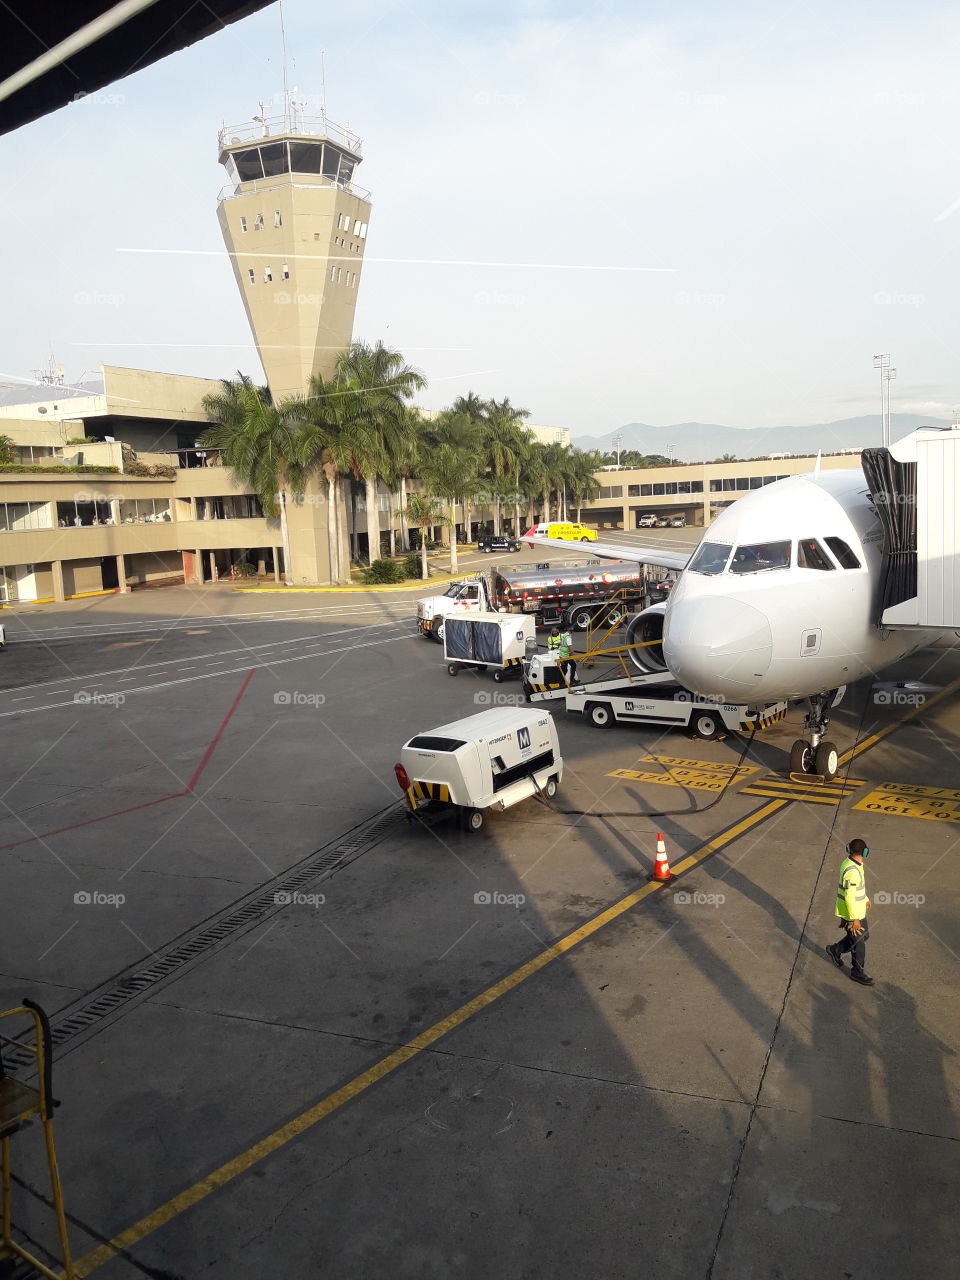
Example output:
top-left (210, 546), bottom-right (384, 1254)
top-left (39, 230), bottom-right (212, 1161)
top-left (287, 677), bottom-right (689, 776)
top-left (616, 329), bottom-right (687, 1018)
top-left (873, 353), bottom-right (896, 447)
top-left (612, 432), bottom-right (623, 467)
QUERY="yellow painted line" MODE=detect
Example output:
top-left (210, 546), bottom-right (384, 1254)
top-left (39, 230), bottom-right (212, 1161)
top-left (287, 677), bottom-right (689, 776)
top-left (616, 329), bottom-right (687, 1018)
top-left (235, 573), bottom-right (465, 595)
top-left (836, 675), bottom-right (960, 764)
top-left (71, 796), bottom-right (786, 1277)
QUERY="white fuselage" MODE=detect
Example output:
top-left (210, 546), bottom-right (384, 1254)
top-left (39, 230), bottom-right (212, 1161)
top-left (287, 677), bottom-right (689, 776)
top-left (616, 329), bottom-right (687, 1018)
top-left (661, 470), bottom-right (935, 703)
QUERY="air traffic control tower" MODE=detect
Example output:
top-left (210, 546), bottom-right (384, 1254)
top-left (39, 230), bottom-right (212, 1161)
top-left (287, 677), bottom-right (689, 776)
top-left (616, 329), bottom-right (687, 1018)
top-left (217, 106), bottom-right (371, 399)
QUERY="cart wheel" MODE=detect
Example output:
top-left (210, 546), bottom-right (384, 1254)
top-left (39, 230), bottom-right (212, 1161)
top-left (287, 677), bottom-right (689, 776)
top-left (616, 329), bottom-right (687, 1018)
top-left (691, 711), bottom-right (722, 741)
top-left (492, 668), bottom-right (504, 683)
top-left (544, 776), bottom-right (559, 798)
top-left (461, 807), bottom-right (484, 832)
top-left (588, 702), bottom-right (613, 728)
top-left (447, 663), bottom-right (459, 677)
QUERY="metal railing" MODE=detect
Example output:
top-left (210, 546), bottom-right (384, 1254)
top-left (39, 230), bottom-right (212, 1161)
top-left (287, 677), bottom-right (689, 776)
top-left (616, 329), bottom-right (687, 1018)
top-left (219, 113), bottom-right (362, 154)
top-left (217, 176), bottom-right (372, 204)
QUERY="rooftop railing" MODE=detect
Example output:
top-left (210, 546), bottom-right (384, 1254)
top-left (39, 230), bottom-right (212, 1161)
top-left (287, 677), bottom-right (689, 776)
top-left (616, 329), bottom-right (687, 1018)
top-left (219, 113), bottom-right (362, 155)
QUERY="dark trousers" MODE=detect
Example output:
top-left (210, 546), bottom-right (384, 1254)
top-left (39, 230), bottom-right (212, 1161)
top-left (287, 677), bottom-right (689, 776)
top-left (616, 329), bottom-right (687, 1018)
top-left (837, 919), bottom-right (869, 974)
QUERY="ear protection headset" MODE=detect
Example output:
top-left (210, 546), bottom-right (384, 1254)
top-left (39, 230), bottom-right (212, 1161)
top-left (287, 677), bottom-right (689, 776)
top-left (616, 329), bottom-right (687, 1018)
top-left (846, 841), bottom-right (870, 858)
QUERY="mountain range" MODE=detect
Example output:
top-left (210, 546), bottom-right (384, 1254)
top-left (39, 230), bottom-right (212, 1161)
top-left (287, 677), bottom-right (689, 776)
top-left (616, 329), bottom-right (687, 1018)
top-left (572, 414), bottom-right (954, 462)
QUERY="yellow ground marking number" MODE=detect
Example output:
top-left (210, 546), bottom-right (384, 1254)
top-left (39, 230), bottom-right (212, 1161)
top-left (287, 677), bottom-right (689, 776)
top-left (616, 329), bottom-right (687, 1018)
top-left (854, 782), bottom-right (960, 824)
top-left (609, 755), bottom-right (759, 793)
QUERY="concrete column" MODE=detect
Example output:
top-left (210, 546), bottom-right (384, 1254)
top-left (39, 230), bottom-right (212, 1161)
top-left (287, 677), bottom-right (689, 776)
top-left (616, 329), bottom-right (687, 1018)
top-left (621, 500), bottom-right (629, 531)
top-left (116, 554), bottom-right (130, 593)
top-left (257, 552), bottom-right (266, 578)
top-left (274, 550), bottom-right (281, 582)
top-left (208, 551), bottom-right (218, 583)
top-left (110, 498), bottom-right (121, 526)
top-left (51, 559), bottom-right (65, 602)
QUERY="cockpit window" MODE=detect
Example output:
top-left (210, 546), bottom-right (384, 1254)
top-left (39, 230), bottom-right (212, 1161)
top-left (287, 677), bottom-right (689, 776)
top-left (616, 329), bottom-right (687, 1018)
top-left (729, 540), bottom-right (792, 573)
top-left (825, 536), bottom-right (861, 569)
top-left (688, 542), bottom-right (732, 575)
top-left (797, 538), bottom-right (834, 571)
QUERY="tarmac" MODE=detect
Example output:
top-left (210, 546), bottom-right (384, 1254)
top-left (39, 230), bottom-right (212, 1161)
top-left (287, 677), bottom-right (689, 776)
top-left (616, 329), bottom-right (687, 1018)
top-left (0, 546), bottom-right (957, 1279)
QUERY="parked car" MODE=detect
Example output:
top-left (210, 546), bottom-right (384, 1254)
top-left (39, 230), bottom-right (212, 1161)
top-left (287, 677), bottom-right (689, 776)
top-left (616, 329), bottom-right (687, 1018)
top-left (476, 533), bottom-right (521, 553)
top-left (637, 513), bottom-right (658, 528)
top-left (523, 521), bottom-right (598, 546)
top-left (655, 518), bottom-right (672, 528)
top-left (669, 516), bottom-right (686, 528)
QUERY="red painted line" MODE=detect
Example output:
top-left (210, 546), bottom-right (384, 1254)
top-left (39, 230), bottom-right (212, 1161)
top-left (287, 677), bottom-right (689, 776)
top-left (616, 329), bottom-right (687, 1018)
top-left (185, 667), bottom-right (256, 794)
top-left (0, 670), bottom-right (256, 852)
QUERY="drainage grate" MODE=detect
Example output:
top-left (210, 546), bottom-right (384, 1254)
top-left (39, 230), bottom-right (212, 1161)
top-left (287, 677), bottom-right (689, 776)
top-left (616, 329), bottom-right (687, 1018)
top-left (5, 804), bottom-right (403, 1072)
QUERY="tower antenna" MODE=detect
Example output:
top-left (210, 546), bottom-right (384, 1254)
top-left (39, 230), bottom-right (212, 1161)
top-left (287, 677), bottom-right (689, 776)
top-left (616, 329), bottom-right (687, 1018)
top-left (279, 0), bottom-right (290, 127)
top-left (320, 47), bottom-right (327, 122)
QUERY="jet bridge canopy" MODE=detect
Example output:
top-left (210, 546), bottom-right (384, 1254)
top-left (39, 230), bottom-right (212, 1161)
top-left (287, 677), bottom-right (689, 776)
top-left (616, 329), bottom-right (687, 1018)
top-left (863, 426), bottom-right (960, 629)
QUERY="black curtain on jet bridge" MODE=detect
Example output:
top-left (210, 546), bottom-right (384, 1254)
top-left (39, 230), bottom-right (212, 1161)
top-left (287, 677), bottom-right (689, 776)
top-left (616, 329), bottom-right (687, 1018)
top-left (861, 448), bottom-right (917, 623)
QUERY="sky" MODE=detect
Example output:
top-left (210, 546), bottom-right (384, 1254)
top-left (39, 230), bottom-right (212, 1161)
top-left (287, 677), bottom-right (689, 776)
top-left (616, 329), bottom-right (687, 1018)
top-left (2, 0), bottom-right (960, 437)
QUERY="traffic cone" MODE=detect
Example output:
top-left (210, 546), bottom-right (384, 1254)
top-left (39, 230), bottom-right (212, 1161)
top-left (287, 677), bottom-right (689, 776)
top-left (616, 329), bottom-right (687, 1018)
top-left (650, 832), bottom-right (673, 881)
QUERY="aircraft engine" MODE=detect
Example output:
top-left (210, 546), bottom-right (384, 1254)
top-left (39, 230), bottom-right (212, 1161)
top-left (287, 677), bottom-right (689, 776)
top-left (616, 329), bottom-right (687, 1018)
top-left (624, 603), bottom-right (668, 673)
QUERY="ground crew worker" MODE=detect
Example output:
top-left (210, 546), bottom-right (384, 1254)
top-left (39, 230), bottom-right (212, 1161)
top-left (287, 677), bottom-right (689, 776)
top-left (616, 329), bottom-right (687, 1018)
top-left (826, 837), bottom-right (874, 986)
top-left (547, 625), bottom-right (577, 685)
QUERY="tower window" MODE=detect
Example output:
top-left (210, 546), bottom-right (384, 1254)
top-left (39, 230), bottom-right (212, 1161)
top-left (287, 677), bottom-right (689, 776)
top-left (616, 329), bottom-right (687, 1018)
top-left (359, 223), bottom-right (367, 239)
top-left (247, 269), bottom-right (255, 284)
top-left (314, 232), bottom-right (321, 241)
top-left (264, 267), bottom-right (273, 283)
top-left (274, 210), bottom-right (282, 228)
top-left (254, 213), bottom-right (264, 231)
top-left (336, 267), bottom-right (342, 282)
top-left (239, 216), bottom-right (248, 233)
top-left (354, 219), bottom-right (361, 235)
top-left (330, 265), bottom-right (337, 282)
top-left (281, 264), bottom-right (290, 280)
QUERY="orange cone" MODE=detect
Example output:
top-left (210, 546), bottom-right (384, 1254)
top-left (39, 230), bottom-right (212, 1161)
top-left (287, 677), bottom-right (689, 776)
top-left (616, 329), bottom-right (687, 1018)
top-left (650, 832), bottom-right (673, 881)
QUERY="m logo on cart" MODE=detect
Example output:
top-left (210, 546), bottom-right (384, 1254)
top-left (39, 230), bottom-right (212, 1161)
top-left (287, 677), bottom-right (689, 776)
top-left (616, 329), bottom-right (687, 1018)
top-left (518, 727), bottom-right (531, 750)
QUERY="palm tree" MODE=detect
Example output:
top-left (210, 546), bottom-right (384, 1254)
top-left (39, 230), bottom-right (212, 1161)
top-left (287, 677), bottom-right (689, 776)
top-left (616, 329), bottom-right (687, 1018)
top-left (200, 375), bottom-right (304, 584)
top-left (422, 444), bottom-right (482, 574)
top-left (293, 373), bottom-right (355, 584)
top-left (333, 340), bottom-right (427, 564)
top-left (482, 397), bottom-right (529, 534)
top-left (406, 492), bottom-right (447, 580)
top-left (424, 409), bottom-right (484, 542)
top-left (567, 449), bottom-right (602, 520)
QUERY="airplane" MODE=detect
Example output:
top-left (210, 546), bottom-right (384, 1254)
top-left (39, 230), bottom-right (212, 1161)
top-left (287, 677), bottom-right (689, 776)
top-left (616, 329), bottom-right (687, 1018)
top-left (531, 452), bottom-right (943, 780)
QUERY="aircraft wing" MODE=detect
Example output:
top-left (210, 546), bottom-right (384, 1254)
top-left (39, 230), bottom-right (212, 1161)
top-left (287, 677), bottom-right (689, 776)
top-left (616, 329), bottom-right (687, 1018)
top-left (528, 535), bottom-right (691, 573)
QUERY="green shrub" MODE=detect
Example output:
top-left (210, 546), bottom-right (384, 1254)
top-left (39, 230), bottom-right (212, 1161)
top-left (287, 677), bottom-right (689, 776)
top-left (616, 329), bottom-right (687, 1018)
top-left (363, 558), bottom-right (406, 584)
top-left (0, 464), bottom-right (121, 474)
top-left (401, 553), bottom-right (421, 578)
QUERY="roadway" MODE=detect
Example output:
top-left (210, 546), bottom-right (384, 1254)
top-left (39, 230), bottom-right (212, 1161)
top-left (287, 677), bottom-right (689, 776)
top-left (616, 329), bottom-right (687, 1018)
top-left (0, 572), bottom-right (957, 1279)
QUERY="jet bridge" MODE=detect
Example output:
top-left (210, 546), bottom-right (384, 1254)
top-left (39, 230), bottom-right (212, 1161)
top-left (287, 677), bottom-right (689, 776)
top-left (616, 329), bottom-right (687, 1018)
top-left (862, 426), bottom-right (960, 630)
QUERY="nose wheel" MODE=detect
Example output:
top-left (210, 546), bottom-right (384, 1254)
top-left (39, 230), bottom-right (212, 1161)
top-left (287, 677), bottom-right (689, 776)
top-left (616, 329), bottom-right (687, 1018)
top-left (788, 692), bottom-right (840, 780)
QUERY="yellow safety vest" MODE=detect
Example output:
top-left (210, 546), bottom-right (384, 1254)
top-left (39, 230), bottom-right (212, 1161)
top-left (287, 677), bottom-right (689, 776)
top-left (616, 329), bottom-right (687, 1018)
top-left (548, 632), bottom-right (571, 659)
top-left (835, 857), bottom-right (867, 920)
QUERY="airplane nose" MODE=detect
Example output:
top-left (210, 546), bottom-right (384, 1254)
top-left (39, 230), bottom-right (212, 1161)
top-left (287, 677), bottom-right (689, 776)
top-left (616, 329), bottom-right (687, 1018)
top-left (663, 597), bottom-right (773, 695)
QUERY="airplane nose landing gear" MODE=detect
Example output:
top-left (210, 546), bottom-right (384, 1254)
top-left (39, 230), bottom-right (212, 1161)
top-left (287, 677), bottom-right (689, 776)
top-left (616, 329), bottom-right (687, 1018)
top-left (789, 691), bottom-right (841, 780)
